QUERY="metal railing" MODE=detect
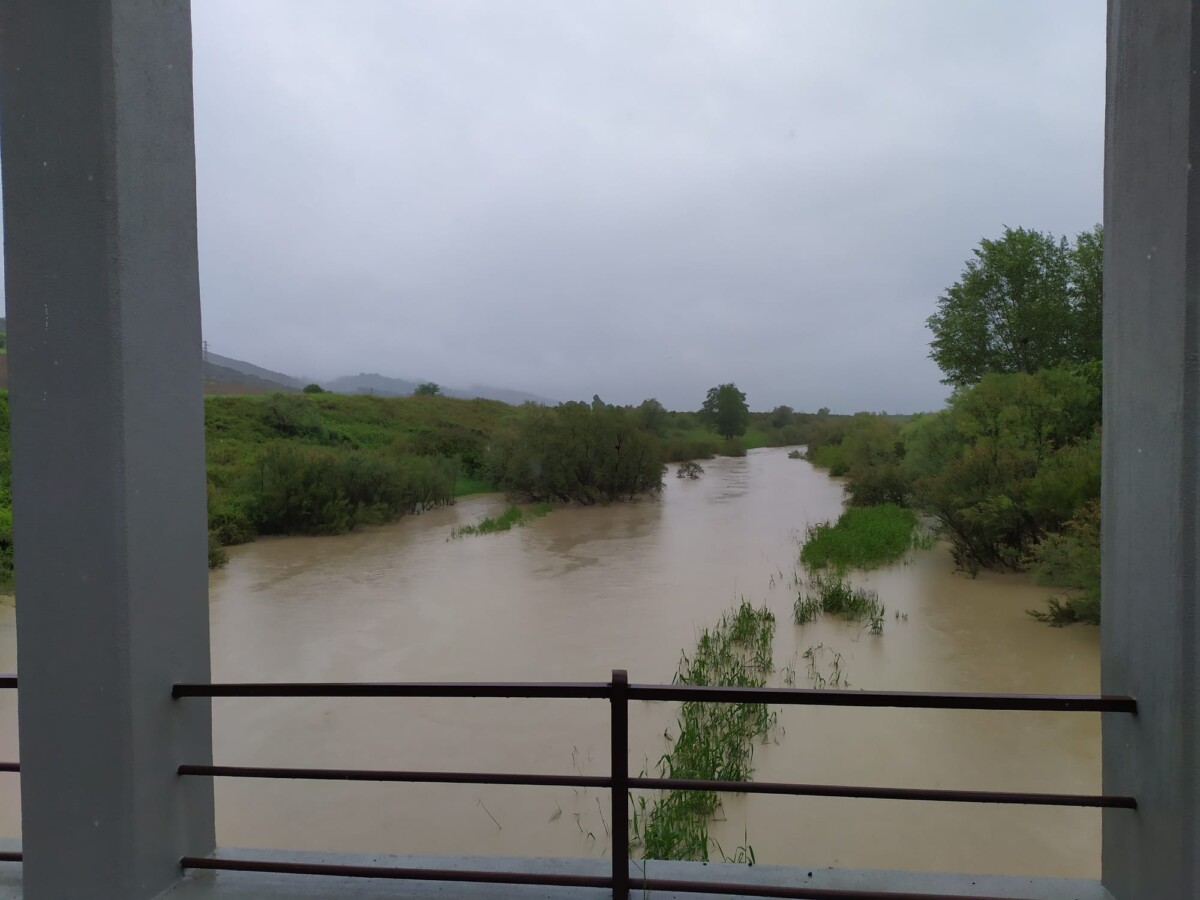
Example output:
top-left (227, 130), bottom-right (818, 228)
top-left (0, 671), bottom-right (1139, 897)
top-left (170, 671), bottom-right (1135, 899)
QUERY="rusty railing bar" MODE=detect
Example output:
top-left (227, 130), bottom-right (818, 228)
top-left (171, 681), bottom-right (612, 699)
top-left (610, 668), bottom-right (630, 899)
top-left (634, 877), bottom-right (1035, 900)
top-left (169, 679), bottom-right (1137, 713)
top-left (0, 763), bottom-right (17, 773)
top-left (630, 776), bottom-right (1136, 809)
top-left (179, 856), bottom-right (611, 889)
top-left (174, 764), bottom-right (1135, 810)
top-left (628, 683), bottom-right (1137, 713)
top-left (0, 851), bottom-right (21, 863)
top-left (178, 764), bottom-right (609, 789)
top-left (0, 674), bottom-right (14, 690)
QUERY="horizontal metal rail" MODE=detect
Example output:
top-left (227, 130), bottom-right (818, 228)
top-left (179, 764), bottom-right (610, 789)
top-left (630, 776), bottom-right (1136, 809)
top-left (172, 680), bottom-right (612, 699)
top-left (179, 856), bottom-right (611, 890)
top-left (630, 684), bottom-right (1136, 712)
top-left (0, 674), bottom-right (14, 690)
top-left (177, 857), bottom-right (1035, 900)
top-left (178, 763), bottom-right (1134, 809)
top-left (171, 679), bottom-right (1137, 713)
top-left (0, 852), bottom-right (21, 863)
top-left (0, 763), bottom-right (18, 773)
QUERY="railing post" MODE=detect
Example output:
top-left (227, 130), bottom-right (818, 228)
top-left (610, 669), bottom-right (629, 899)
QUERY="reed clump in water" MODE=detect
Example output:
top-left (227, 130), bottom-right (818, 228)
top-left (449, 502), bottom-right (550, 538)
top-left (793, 572), bottom-right (886, 635)
top-left (632, 600), bottom-right (777, 862)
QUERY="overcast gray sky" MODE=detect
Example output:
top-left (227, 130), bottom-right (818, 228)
top-left (165, 2), bottom-right (1108, 411)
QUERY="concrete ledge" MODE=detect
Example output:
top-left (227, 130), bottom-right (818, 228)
top-left (0, 845), bottom-right (1112, 900)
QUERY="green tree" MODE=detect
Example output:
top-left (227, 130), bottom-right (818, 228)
top-left (1069, 225), bottom-right (1103, 365)
top-left (700, 383), bottom-right (749, 440)
top-left (302, 383), bottom-right (325, 394)
top-left (770, 405), bottom-right (794, 429)
top-left (927, 226), bottom-right (1102, 387)
top-left (414, 382), bottom-right (441, 396)
top-left (904, 369), bottom-right (1100, 572)
top-left (637, 398), bottom-right (669, 436)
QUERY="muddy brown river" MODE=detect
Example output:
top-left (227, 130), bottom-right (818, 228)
top-left (0, 448), bottom-right (1101, 876)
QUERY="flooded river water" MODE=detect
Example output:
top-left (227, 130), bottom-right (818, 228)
top-left (0, 447), bottom-right (1101, 876)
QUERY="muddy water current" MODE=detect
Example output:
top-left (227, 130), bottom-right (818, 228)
top-left (0, 448), bottom-right (1101, 876)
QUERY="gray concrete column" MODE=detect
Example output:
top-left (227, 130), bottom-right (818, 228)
top-left (0, 2), bottom-right (215, 898)
top-left (1103, 1), bottom-right (1200, 897)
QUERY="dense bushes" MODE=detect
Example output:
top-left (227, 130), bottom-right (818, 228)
top-left (904, 369), bottom-right (1099, 572)
top-left (1028, 501), bottom-right (1100, 625)
top-left (254, 443), bottom-right (456, 535)
top-left (202, 393), bottom-right (518, 555)
top-left (487, 400), bottom-right (665, 504)
top-left (800, 368), bottom-right (1102, 622)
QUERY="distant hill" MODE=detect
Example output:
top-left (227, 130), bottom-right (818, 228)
top-left (323, 372), bottom-right (420, 396)
top-left (203, 359), bottom-right (297, 394)
top-left (321, 372), bottom-right (555, 405)
top-left (205, 352), bottom-right (306, 391)
top-left (452, 384), bottom-right (557, 405)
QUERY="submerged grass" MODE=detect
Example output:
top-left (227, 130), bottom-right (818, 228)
top-left (449, 502), bottom-right (551, 538)
top-left (799, 504), bottom-right (920, 572)
top-left (632, 600), bottom-right (777, 862)
top-left (793, 573), bottom-right (886, 635)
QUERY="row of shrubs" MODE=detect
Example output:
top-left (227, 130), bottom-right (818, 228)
top-left (803, 365), bottom-right (1101, 624)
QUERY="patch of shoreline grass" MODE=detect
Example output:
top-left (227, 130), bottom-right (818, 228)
top-left (632, 600), bottom-right (777, 862)
top-left (449, 502), bottom-right (550, 538)
top-left (800, 504), bottom-right (921, 572)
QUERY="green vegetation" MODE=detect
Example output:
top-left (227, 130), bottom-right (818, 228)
top-left (487, 399), bottom-right (665, 504)
top-left (800, 505), bottom-right (919, 572)
top-left (928, 226), bottom-right (1102, 387)
top-left (799, 225), bottom-right (1104, 624)
top-left (302, 383), bottom-right (325, 394)
top-left (632, 600), bottom-right (777, 862)
top-left (414, 382), bottom-right (441, 396)
top-left (700, 383), bottom-right (750, 441)
top-left (449, 502), bottom-right (551, 538)
top-left (1027, 500), bottom-right (1100, 625)
top-left (794, 573), bottom-right (886, 635)
top-left (204, 393), bottom-right (516, 556)
top-left (786, 450), bottom-right (803, 460)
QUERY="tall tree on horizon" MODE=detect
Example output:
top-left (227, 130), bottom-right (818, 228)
top-left (927, 225), bottom-right (1102, 387)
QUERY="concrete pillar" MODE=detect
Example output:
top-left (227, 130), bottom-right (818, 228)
top-left (1103, 1), bottom-right (1200, 897)
top-left (0, 2), bottom-right (215, 898)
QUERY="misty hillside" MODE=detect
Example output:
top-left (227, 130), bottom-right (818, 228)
top-left (205, 351), bottom-right (306, 390)
top-left (203, 360), bottom-right (297, 394)
top-left (322, 373), bottom-right (556, 405)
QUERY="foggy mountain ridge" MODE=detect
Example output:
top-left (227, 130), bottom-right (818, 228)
top-left (207, 350), bottom-right (557, 404)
